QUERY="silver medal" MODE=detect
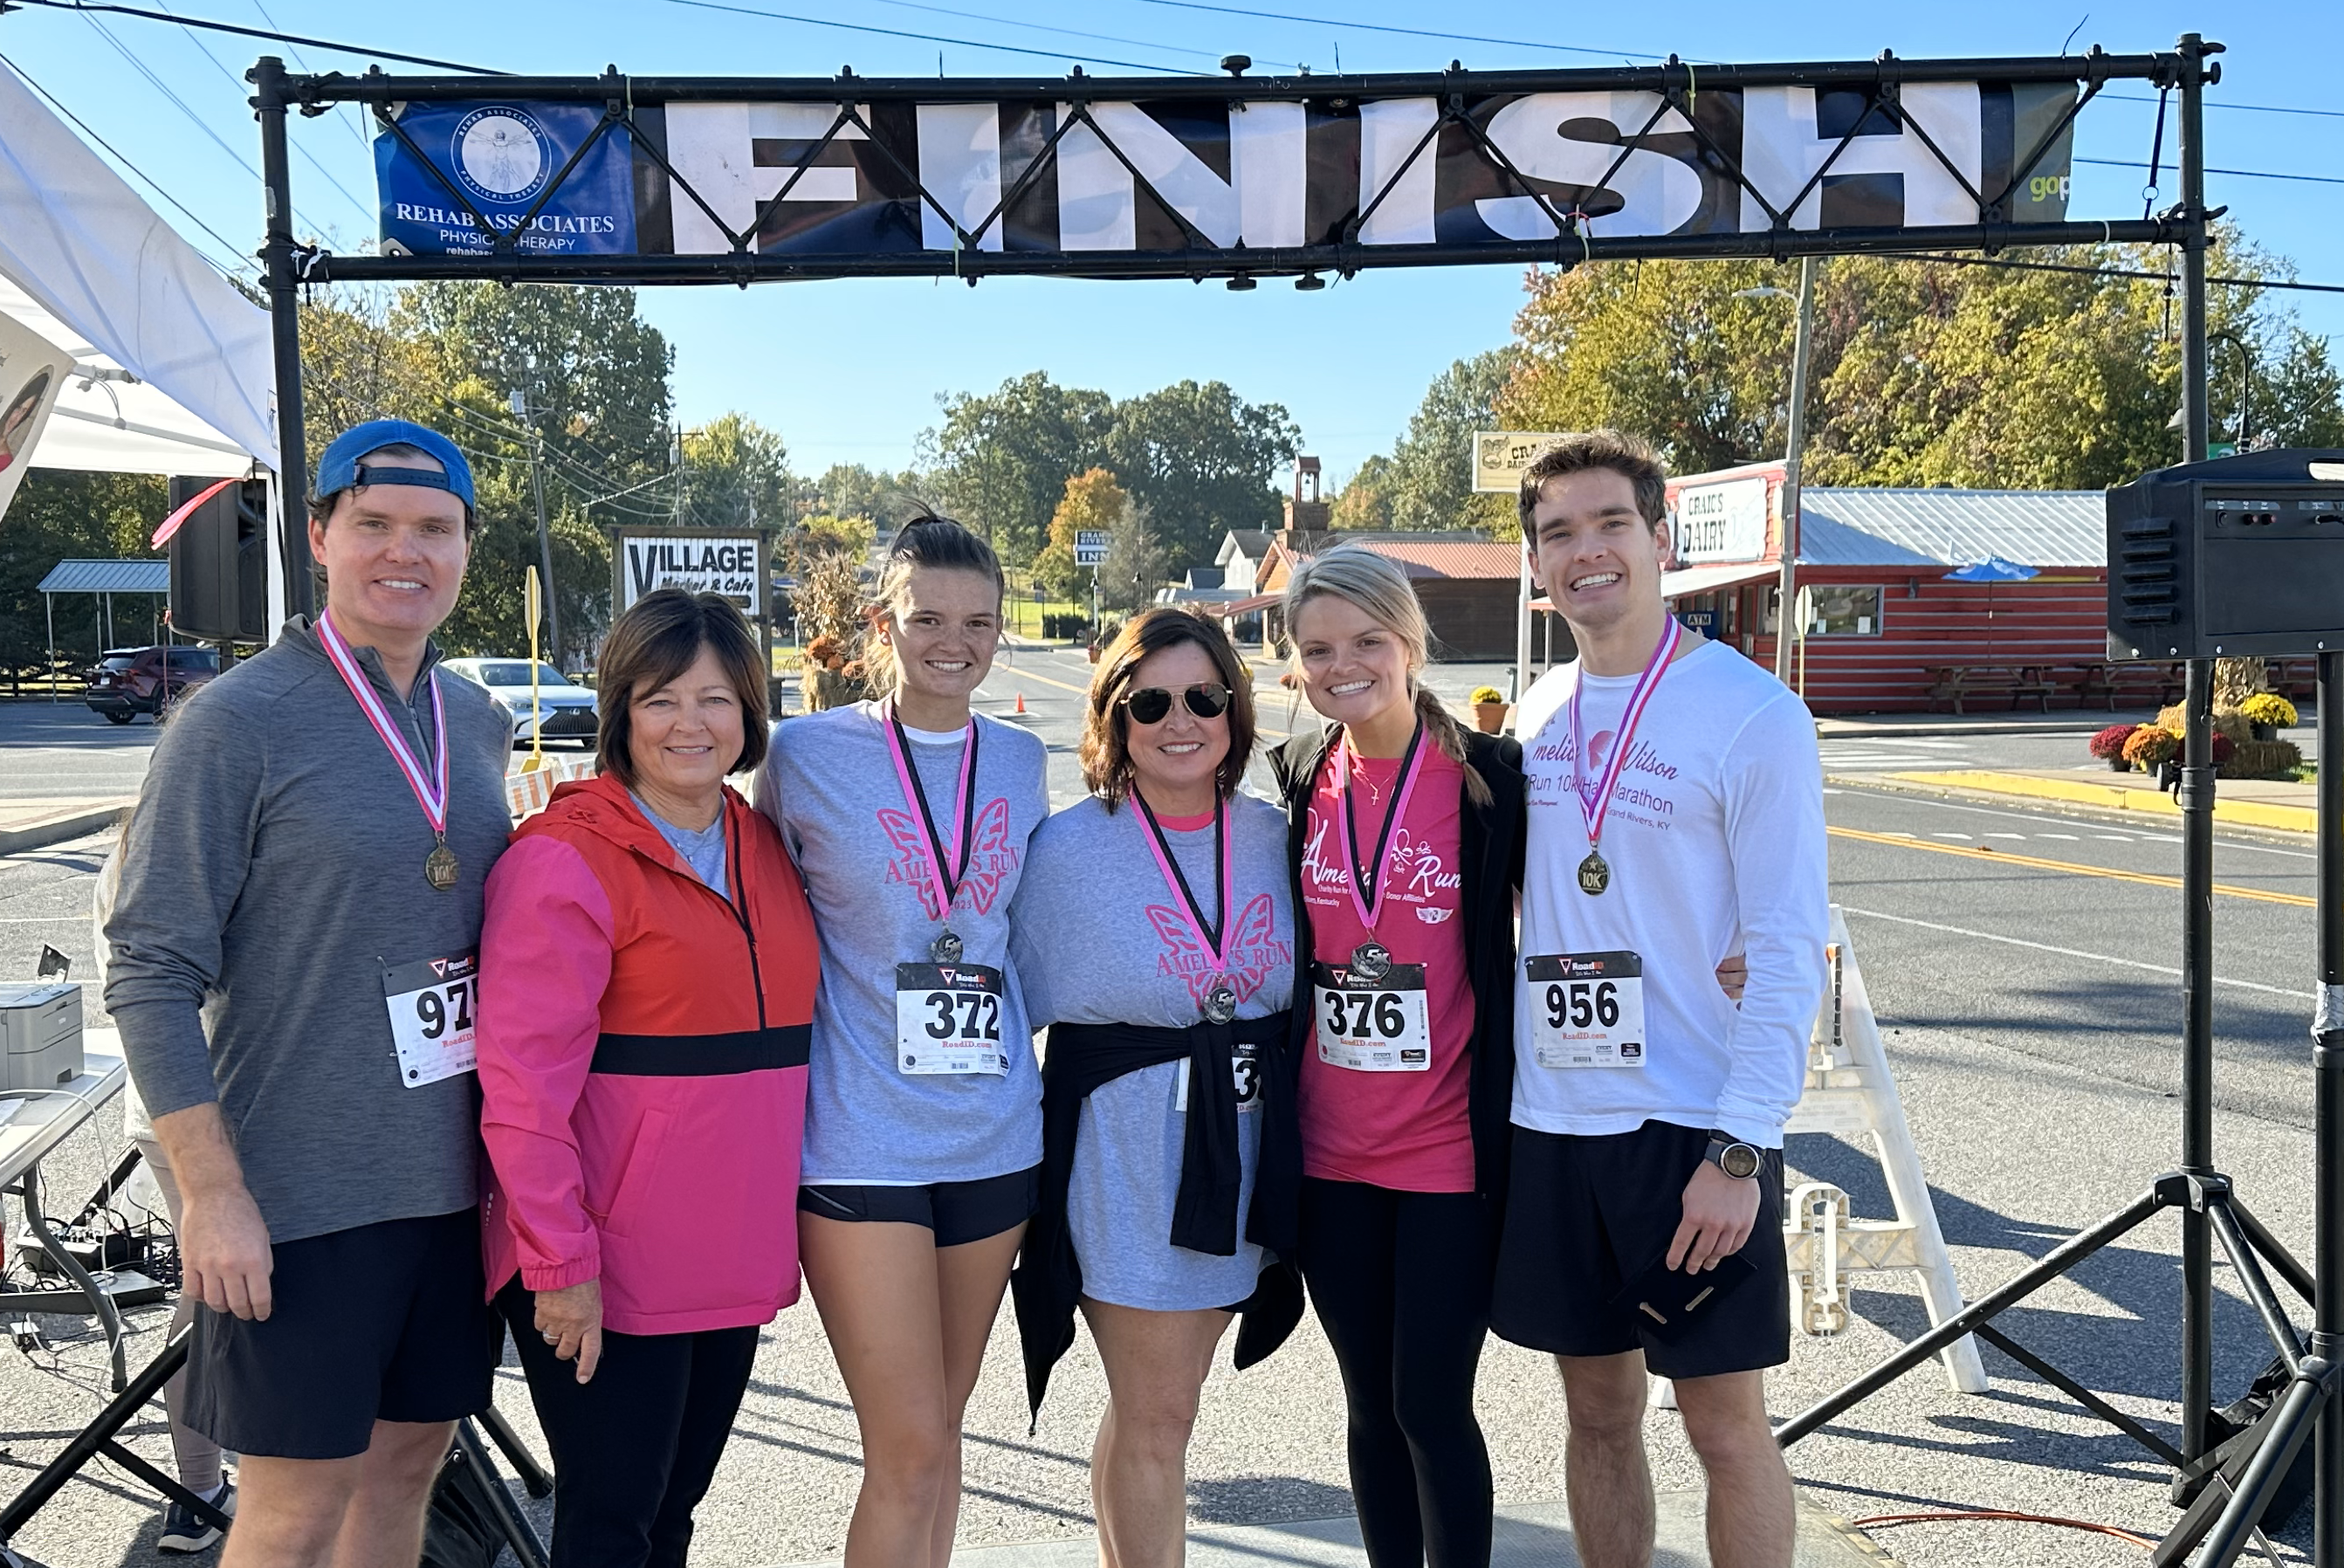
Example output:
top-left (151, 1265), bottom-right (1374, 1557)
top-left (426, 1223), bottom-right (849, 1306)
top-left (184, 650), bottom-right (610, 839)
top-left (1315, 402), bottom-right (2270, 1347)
top-left (1351, 941), bottom-right (1392, 982)
top-left (930, 929), bottom-right (964, 964)
top-left (1203, 980), bottom-right (1238, 1025)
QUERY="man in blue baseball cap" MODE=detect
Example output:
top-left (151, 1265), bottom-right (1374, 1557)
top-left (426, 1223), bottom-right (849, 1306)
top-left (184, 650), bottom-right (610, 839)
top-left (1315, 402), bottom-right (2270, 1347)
top-left (107, 418), bottom-right (515, 1568)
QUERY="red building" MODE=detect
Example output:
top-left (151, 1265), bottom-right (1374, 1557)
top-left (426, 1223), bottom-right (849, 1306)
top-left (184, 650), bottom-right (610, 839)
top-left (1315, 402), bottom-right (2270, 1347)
top-left (1536, 462), bottom-right (2121, 715)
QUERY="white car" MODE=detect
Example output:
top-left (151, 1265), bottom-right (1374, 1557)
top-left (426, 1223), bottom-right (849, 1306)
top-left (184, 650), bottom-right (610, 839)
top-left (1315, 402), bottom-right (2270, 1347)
top-left (442, 658), bottom-right (600, 747)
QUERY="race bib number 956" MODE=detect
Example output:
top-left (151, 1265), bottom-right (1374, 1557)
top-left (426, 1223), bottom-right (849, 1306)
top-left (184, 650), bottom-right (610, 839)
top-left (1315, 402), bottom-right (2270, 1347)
top-left (1526, 951), bottom-right (1645, 1069)
top-left (896, 961), bottom-right (1009, 1076)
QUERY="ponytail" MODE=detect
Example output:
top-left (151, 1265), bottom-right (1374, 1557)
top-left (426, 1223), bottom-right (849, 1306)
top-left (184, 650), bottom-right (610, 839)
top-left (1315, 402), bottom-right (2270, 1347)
top-left (1413, 684), bottom-right (1493, 808)
top-left (862, 508), bottom-right (1006, 701)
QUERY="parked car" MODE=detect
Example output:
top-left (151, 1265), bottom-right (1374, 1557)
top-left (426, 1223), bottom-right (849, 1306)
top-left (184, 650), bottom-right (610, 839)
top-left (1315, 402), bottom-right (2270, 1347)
top-left (84, 644), bottom-right (220, 724)
top-left (441, 657), bottom-right (600, 747)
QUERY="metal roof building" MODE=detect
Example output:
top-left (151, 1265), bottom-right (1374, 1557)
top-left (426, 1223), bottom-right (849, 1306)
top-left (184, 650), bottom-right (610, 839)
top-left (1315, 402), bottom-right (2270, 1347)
top-left (36, 559), bottom-right (170, 595)
top-left (1797, 489), bottom-right (2107, 569)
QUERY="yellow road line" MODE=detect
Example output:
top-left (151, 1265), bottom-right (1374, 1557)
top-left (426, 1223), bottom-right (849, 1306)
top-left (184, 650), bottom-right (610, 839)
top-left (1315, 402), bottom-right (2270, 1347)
top-left (1827, 825), bottom-right (2313, 907)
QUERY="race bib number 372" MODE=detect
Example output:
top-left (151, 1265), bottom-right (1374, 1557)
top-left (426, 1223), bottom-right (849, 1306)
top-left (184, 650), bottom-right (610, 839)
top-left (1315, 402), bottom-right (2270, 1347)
top-left (1525, 951), bottom-right (1646, 1069)
top-left (895, 961), bottom-right (1010, 1076)
top-left (383, 952), bottom-right (478, 1089)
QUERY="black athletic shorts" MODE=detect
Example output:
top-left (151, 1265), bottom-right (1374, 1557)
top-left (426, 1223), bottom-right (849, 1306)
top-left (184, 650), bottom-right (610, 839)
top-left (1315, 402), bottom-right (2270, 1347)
top-left (797, 1164), bottom-right (1040, 1248)
top-left (187, 1207), bottom-right (499, 1460)
top-left (1490, 1121), bottom-right (1788, 1380)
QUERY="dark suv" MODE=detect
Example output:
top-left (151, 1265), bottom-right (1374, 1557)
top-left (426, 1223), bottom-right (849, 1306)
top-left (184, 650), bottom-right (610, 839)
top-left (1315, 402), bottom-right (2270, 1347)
top-left (84, 645), bottom-right (220, 724)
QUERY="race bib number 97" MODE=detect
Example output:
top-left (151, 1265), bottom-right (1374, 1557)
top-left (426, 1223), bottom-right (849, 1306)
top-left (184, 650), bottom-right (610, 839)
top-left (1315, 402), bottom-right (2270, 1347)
top-left (382, 952), bottom-right (478, 1089)
top-left (1526, 951), bottom-right (1646, 1069)
top-left (896, 961), bottom-right (1009, 1076)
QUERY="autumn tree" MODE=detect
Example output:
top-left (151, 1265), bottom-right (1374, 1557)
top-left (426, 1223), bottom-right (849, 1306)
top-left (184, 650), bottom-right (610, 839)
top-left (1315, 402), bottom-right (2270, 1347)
top-left (1035, 467), bottom-right (1127, 602)
top-left (1383, 347), bottom-right (1518, 534)
top-left (1330, 455), bottom-right (1398, 531)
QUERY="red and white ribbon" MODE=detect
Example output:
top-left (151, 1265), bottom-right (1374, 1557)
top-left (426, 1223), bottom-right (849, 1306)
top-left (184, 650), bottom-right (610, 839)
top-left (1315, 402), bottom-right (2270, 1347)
top-left (316, 610), bottom-right (448, 835)
top-left (1568, 616), bottom-right (1681, 854)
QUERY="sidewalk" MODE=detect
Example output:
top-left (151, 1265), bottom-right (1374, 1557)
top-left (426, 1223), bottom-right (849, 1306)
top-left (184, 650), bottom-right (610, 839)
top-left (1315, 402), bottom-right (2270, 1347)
top-left (1815, 712), bottom-right (2164, 739)
top-left (793, 1496), bottom-right (1899, 1568)
top-left (0, 797), bottom-right (131, 855)
top-left (1848, 766), bottom-right (2317, 833)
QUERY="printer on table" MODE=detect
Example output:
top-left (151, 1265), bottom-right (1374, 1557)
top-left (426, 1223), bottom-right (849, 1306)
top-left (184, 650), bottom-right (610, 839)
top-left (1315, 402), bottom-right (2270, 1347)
top-left (0, 982), bottom-right (84, 1092)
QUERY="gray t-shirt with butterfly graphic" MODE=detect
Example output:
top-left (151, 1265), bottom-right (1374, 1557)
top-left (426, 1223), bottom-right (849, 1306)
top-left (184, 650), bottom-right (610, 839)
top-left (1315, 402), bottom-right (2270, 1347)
top-left (1010, 791), bottom-right (1295, 1311)
top-left (759, 702), bottom-right (1049, 1186)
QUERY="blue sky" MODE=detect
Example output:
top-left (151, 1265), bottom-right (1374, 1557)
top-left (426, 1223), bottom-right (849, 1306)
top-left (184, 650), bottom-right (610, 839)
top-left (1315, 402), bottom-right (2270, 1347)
top-left (3, 0), bottom-right (2337, 482)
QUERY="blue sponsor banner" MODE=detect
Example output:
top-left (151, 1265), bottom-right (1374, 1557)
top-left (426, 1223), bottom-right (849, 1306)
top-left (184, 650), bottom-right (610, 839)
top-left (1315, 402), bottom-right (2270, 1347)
top-left (376, 102), bottom-right (636, 257)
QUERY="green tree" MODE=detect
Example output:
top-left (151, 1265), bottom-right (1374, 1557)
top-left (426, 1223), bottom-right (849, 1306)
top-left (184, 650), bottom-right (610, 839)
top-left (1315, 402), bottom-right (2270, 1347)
top-left (1035, 467), bottom-right (1126, 602)
top-left (1385, 347), bottom-right (1517, 533)
top-left (1330, 454), bottom-right (1398, 531)
top-left (389, 282), bottom-right (674, 664)
top-left (1496, 232), bottom-right (2341, 491)
top-left (1097, 497), bottom-right (1170, 617)
top-left (1103, 381), bottom-right (1300, 570)
top-left (928, 372), bottom-right (1111, 565)
top-left (681, 413), bottom-right (794, 532)
top-left (0, 471), bottom-right (167, 688)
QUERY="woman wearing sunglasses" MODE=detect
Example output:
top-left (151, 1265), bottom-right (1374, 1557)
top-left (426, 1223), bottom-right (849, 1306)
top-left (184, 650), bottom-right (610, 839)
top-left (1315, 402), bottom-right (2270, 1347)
top-left (1268, 547), bottom-right (1523, 1568)
top-left (1010, 608), bottom-right (1301, 1568)
top-left (755, 513), bottom-right (1049, 1568)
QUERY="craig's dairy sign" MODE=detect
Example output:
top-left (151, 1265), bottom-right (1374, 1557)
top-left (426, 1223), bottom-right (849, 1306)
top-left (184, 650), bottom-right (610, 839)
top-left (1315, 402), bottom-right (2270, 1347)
top-left (615, 533), bottom-right (763, 616)
top-left (376, 82), bottom-right (2078, 259)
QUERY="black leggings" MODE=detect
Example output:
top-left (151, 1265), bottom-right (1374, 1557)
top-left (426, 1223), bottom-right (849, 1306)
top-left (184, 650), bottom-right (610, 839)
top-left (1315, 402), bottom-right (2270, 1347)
top-left (1296, 1179), bottom-right (1496, 1568)
top-left (497, 1281), bottom-right (760, 1568)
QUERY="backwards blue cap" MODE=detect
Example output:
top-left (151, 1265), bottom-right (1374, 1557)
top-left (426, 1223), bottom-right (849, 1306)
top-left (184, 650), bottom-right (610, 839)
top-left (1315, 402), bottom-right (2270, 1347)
top-left (314, 419), bottom-right (475, 516)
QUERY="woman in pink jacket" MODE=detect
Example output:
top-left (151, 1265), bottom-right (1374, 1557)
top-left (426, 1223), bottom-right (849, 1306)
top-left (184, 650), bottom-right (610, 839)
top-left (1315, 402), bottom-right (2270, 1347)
top-left (479, 588), bottom-right (820, 1568)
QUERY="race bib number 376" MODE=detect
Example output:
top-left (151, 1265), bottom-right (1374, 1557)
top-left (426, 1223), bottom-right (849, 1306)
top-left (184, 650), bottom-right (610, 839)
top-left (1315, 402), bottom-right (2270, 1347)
top-left (896, 961), bottom-right (1010, 1076)
top-left (1525, 951), bottom-right (1646, 1069)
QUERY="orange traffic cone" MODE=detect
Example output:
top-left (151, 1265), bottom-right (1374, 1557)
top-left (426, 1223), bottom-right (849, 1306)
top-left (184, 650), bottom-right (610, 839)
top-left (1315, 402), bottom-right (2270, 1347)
top-left (1015, 691), bottom-right (1026, 714)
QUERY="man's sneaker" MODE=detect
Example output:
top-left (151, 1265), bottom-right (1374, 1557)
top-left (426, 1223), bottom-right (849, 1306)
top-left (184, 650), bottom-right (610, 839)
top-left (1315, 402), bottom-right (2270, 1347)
top-left (158, 1481), bottom-right (233, 1553)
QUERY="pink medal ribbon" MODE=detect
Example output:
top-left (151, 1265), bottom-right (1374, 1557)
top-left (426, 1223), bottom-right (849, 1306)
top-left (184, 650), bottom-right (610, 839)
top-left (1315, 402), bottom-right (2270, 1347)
top-left (1566, 616), bottom-right (1681, 895)
top-left (1332, 722), bottom-right (1427, 981)
top-left (315, 610), bottom-right (458, 891)
top-left (881, 702), bottom-right (980, 961)
top-left (1131, 794), bottom-right (1238, 1024)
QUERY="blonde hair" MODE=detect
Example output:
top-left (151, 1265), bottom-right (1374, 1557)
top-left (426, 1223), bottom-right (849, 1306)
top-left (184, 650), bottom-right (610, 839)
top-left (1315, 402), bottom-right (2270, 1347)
top-left (1282, 545), bottom-right (1491, 807)
top-left (861, 511), bottom-right (1006, 701)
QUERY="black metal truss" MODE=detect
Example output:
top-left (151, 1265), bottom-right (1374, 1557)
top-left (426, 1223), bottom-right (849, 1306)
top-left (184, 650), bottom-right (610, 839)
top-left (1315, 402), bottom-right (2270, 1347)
top-left (257, 45), bottom-right (2197, 287)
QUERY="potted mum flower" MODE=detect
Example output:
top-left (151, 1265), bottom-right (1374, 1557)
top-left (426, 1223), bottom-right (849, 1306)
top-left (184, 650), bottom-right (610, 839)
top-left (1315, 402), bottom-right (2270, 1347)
top-left (2089, 724), bottom-right (2140, 771)
top-left (2121, 725), bottom-right (2180, 772)
top-left (2241, 691), bottom-right (2298, 740)
top-left (1470, 685), bottom-right (1509, 734)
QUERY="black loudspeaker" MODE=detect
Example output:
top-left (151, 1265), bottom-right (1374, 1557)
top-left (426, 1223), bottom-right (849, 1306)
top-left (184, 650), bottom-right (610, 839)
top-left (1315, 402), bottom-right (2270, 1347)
top-left (2107, 448), bottom-right (2344, 660)
top-left (167, 477), bottom-right (270, 643)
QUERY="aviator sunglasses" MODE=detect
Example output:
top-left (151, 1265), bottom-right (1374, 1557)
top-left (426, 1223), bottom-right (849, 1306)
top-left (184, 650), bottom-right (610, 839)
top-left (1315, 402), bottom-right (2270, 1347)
top-left (1121, 683), bottom-right (1233, 725)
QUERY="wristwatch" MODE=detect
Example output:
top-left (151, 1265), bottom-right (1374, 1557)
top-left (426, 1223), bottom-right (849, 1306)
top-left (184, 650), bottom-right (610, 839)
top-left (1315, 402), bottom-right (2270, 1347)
top-left (1703, 1132), bottom-right (1763, 1180)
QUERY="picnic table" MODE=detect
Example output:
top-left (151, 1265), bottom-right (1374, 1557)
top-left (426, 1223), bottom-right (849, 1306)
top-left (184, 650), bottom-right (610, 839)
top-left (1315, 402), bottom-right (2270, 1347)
top-left (1925, 664), bottom-right (2059, 714)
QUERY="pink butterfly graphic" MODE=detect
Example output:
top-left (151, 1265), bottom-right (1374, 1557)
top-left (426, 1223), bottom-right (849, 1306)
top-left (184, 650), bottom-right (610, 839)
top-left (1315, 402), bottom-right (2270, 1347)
top-left (1146, 893), bottom-right (1284, 1009)
top-left (877, 797), bottom-right (1017, 919)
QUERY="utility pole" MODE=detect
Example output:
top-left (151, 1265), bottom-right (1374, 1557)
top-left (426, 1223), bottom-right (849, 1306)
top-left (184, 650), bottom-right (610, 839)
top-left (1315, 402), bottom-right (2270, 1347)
top-left (1774, 255), bottom-right (1819, 683)
top-left (673, 426), bottom-right (687, 525)
top-left (511, 387), bottom-right (561, 669)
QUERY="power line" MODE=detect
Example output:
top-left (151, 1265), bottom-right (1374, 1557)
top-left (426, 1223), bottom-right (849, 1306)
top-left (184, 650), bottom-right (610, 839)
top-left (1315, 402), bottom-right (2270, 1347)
top-left (2077, 155), bottom-right (2344, 188)
top-left (1125, 0), bottom-right (1666, 62)
top-left (0, 0), bottom-right (503, 72)
top-left (0, 49), bottom-right (254, 276)
top-left (658, 0), bottom-right (1195, 73)
top-left (2107, 91), bottom-right (2344, 122)
top-left (864, 0), bottom-right (1297, 70)
top-left (147, 0), bottom-right (375, 221)
top-left (1902, 251), bottom-right (2344, 298)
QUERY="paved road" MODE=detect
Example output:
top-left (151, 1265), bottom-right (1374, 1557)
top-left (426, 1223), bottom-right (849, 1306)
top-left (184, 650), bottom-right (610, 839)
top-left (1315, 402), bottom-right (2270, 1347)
top-left (0, 664), bottom-right (2331, 1568)
top-left (0, 703), bottom-right (162, 804)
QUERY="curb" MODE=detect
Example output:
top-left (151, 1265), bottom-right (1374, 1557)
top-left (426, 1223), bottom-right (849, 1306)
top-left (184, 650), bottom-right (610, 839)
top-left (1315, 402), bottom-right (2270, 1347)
top-left (1816, 719), bottom-right (2140, 739)
top-left (1843, 769), bottom-right (2317, 835)
top-left (0, 803), bottom-right (131, 856)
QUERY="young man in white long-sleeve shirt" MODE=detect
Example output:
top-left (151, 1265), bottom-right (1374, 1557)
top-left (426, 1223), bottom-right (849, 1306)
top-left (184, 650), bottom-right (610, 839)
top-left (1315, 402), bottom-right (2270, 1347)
top-left (1492, 430), bottom-right (1827, 1568)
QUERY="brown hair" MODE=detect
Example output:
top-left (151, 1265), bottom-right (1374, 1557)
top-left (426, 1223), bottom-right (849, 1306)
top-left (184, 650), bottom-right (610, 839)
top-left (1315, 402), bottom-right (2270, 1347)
top-left (1516, 430), bottom-right (1669, 537)
top-left (1080, 607), bottom-right (1256, 811)
top-left (595, 588), bottom-right (769, 787)
top-left (863, 508), bottom-right (1007, 699)
top-left (1282, 544), bottom-right (1491, 808)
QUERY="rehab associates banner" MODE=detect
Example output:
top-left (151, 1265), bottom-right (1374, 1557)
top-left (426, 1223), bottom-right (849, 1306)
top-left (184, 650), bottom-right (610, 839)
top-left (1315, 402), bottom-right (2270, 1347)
top-left (377, 83), bottom-right (2078, 259)
top-left (377, 101), bottom-right (636, 256)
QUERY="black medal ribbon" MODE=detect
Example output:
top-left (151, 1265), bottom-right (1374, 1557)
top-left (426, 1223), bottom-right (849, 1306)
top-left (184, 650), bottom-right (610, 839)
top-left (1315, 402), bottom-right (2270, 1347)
top-left (1343, 722), bottom-right (1425, 911)
top-left (892, 712), bottom-right (981, 916)
top-left (1132, 794), bottom-right (1227, 955)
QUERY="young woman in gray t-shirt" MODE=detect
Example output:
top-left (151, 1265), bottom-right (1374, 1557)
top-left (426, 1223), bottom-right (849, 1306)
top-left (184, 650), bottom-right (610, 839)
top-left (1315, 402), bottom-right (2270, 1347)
top-left (756, 515), bottom-right (1049, 1568)
top-left (1009, 608), bottom-right (1301, 1568)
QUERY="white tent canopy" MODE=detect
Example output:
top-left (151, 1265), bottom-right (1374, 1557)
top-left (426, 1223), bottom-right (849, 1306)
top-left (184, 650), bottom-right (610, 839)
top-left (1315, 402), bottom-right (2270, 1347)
top-left (0, 58), bottom-right (277, 478)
